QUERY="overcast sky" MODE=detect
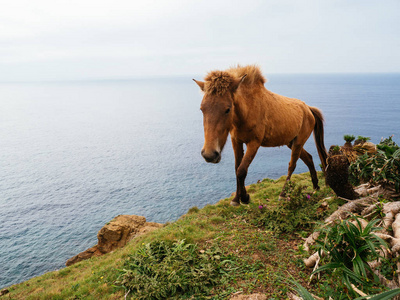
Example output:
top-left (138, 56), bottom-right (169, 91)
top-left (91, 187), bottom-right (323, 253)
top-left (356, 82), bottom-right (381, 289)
top-left (1, 0), bottom-right (399, 81)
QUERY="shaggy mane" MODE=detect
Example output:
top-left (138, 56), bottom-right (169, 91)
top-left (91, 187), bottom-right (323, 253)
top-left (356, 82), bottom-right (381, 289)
top-left (204, 71), bottom-right (233, 96)
top-left (227, 64), bottom-right (266, 86)
top-left (203, 65), bottom-right (266, 95)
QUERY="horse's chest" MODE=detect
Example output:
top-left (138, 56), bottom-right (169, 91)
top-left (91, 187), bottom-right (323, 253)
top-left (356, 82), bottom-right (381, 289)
top-left (230, 126), bottom-right (257, 144)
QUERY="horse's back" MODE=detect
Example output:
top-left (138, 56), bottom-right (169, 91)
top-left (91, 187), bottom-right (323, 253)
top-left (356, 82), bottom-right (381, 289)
top-left (258, 90), bottom-right (315, 147)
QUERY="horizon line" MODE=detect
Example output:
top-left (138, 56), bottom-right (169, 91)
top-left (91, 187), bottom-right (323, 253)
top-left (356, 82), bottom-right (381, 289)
top-left (1, 71), bottom-right (399, 84)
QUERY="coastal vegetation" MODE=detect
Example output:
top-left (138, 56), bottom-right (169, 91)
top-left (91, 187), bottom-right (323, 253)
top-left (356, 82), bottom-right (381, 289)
top-left (349, 136), bottom-right (400, 192)
top-left (3, 173), bottom-right (336, 299)
top-left (3, 137), bottom-right (400, 299)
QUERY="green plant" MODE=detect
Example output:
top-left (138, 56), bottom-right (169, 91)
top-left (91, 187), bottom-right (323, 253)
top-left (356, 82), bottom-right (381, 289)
top-left (314, 216), bottom-right (388, 296)
top-left (329, 145), bottom-right (341, 155)
top-left (288, 278), bottom-right (400, 300)
top-left (349, 137), bottom-right (400, 191)
top-left (357, 136), bottom-right (371, 143)
top-left (252, 182), bottom-right (330, 233)
top-left (117, 240), bottom-right (235, 299)
top-left (187, 206), bottom-right (199, 214)
top-left (287, 278), bottom-right (316, 300)
top-left (354, 288), bottom-right (400, 300)
top-left (344, 135), bottom-right (356, 143)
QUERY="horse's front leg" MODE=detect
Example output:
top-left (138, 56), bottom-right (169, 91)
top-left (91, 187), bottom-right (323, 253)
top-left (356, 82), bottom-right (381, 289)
top-left (231, 140), bottom-right (244, 206)
top-left (231, 140), bottom-right (260, 206)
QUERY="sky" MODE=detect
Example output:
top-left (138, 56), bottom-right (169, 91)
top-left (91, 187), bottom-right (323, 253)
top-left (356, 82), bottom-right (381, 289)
top-left (0, 0), bottom-right (399, 81)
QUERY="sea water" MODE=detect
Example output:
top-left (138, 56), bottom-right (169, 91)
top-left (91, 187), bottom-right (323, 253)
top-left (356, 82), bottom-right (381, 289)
top-left (0, 74), bottom-right (399, 288)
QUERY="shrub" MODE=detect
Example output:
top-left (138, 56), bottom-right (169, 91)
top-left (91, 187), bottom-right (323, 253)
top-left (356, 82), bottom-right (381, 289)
top-left (349, 136), bottom-right (400, 191)
top-left (314, 216), bottom-right (388, 296)
top-left (344, 134), bottom-right (356, 143)
top-left (117, 240), bottom-right (235, 299)
top-left (252, 182), bottom-right (330, 233)
top-left (357, 136), bottom-right (371, 143)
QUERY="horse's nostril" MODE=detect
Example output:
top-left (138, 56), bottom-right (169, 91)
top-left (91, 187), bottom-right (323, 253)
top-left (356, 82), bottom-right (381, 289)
top-left (201, 149), bottom-right (220, 163)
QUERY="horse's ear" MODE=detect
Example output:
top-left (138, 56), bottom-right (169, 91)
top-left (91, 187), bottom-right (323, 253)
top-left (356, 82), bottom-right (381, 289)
top-left (193, 79), bottom-right (205, 92)
top-left (230, 74), bottom-right (247, 93)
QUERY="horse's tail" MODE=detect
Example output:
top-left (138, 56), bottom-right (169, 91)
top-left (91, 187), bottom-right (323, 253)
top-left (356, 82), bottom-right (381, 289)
top-left (309, 106), bottom-right (328, 174)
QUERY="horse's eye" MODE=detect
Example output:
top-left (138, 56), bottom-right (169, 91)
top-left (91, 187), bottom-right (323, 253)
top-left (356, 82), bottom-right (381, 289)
top-left (225, 108), bottom-right (231, 114)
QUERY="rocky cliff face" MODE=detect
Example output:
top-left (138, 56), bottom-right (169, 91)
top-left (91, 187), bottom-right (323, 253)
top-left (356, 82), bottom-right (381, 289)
top-left (66, 215), bottom-right (163, 266)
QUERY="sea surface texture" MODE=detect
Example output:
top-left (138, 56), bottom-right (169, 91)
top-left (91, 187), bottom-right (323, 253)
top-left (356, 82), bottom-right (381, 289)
top-left (0, 74), bottom-right (399, 288)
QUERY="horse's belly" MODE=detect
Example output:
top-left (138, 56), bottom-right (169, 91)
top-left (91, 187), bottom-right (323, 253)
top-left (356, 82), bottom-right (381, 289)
top-left (261, 127), bottom-right (298, 147)
top-left (261, 137), bottom-right (292, 147)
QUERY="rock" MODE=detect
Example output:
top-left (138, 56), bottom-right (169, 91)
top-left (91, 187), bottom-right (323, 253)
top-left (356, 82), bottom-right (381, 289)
top-left (97, 215), bottom-right (146, 253)
top-left (66, 215), bottom-right (163, 266)
top-left (0, 289), bottom-right (9, 296)
top-left (230, 293), bottom-right (266, 300)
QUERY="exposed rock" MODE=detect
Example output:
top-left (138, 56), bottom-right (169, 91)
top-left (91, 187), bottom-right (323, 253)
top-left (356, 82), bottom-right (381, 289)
top-left (0, 289), bottom-right (9, 296)
top-left (66, 215), bottom-right (163, 266)
top-left (230, 293), bottom-right (267, 300)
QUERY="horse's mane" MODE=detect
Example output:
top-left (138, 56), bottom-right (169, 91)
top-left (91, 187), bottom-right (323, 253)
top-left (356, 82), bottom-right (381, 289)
top-left (204, 65), bottom-right (266, 95)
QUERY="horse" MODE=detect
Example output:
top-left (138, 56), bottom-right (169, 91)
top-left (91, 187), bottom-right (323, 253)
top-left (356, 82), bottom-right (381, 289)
top-left (193, 65), bottom-right (328, 206)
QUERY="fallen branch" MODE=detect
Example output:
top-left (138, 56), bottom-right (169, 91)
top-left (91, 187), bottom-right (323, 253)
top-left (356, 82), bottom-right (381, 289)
top-left (325, 197), bottom-right (375, 224)
top-left (351, 284), bottom-right (367, 297)
top-left (303, 231), bottom-right (320, 252)
top-left (304, 250), bottom-right (325, 269)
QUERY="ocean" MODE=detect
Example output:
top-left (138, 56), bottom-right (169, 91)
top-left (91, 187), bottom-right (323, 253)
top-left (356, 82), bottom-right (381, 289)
top-left (0, 73), bottom-right (399, 288)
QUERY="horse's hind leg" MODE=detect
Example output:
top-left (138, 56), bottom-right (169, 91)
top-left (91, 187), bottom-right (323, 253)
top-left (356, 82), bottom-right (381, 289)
top-left (280, 144), bottom-right (303, 198)
top-left (286, 144), bottom-right (319, 190)
top-left (299, 148), bottom-right (319, 190)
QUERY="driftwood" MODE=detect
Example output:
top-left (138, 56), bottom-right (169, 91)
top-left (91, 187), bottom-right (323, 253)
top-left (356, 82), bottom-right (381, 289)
top-left (303, 196), bottom-right (376, 252)
top-left (302, 138), bottom-right (400, 296)
top-left (303, 185), bottom-right (400, 292)
top-left (287, 292), bottom-right (324, 300)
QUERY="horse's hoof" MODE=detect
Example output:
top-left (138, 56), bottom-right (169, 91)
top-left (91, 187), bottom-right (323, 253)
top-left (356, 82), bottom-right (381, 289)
top-left (230, 200), bottom-right (240, 207)
top-left (241, 194), bottom-right (250, 204)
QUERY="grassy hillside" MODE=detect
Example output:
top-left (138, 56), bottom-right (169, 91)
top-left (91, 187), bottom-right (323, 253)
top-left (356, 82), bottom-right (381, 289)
top-left (4, 173), bottom-right (342, 299)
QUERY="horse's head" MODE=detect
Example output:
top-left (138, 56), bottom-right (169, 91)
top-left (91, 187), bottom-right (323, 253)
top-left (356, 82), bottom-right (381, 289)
top-left (194, 72), bottom-right (246, 163)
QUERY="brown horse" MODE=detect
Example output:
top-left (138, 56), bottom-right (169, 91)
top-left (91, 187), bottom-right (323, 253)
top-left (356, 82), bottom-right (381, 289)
top-left (193, 65), bottom-right (328, 206)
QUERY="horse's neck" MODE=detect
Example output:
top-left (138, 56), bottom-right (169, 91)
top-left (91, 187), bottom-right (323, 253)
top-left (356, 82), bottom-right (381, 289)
top-left (233, 86), bottom-right (269, 122)
top-left (232, 89), bottom-right (254, 126)
top-left (232, 95), bottom-right (247, 124)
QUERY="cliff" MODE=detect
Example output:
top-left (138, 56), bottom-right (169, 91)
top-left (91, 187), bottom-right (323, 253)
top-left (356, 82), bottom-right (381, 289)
top-left (66, 215), bottom-right (163, 266)
top-left (3, 168), bottom-right (400, 299)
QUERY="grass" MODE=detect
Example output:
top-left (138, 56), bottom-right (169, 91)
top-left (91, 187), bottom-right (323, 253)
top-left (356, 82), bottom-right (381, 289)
top-left (4, 172), bottom-right (340, 299)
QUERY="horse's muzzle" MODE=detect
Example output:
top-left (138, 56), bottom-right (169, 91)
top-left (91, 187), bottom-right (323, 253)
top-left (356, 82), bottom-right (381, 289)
top-left (201, 149), bottom-right (221, 163)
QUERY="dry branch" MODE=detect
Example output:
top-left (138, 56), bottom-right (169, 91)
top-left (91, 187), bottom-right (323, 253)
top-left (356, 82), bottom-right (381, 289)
top-left (303, 183), bottom-right (400, 291)
top-left (324, 197), bottom-right (375, 224)
top-left (304, 250), bottom-right (325, 269)
top-left (303, 231), bottom-right (320, 252)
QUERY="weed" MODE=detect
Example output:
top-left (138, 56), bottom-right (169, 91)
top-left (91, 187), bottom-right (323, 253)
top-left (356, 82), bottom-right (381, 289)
top-left (314, 216), bottom-right (388, 296)
top-left (344, 134), bottom-right (355, 143)
top-left (349, 136), bottom-right (400, 191)
top-left (187, 206), bottom-right (199, 214)
top-left (257, 241), bottom-right (276, 252)
top-left (356, 136), bottom-right (371, 143)
top-left (251, 181), bottom-right (331, 233)
top-left (117, 240), bottom-right (236, 299)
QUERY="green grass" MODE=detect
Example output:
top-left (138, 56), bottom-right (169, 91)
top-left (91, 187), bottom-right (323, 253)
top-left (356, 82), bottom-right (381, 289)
top-left (5, 172), bottom-right (341, 299)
